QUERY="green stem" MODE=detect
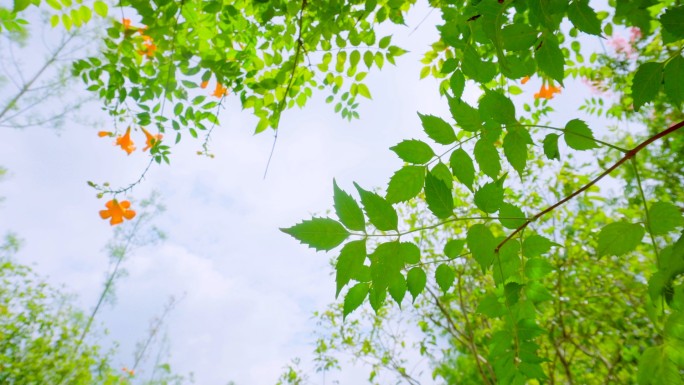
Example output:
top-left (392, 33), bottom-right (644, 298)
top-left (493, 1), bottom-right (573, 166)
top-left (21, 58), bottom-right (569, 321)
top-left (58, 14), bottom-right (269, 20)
top-left (631, 157), bottom-right (660, 267)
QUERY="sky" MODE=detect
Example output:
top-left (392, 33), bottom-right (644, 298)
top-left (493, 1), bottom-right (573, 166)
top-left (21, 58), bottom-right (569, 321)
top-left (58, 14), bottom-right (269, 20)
top-left (0, 4), bottom-right (450, 384)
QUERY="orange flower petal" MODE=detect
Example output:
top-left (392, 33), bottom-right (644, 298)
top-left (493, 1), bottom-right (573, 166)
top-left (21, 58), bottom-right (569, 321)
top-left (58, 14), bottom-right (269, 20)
top-left (200, 80), bottom-right (209, 89)
top-left (521, 76), bottom-right (530, 85)
top-left (98, 131), bottom-right (113, 137)
top-left (123, 210), bottom-right (136, 220)
top-left (99, 210), bottom-right (112, 219)
top-left (122, 18), bottom-right (131, 29)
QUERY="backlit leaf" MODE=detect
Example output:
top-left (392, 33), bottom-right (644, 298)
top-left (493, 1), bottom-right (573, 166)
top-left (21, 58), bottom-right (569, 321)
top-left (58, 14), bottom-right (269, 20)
top-left (597, 221), bottom-right (645, 257)
top-left (536, 35), bottom-right (565, 85)
top-left (450, 148), bottom-right (475, 191)
top-left (386, 166), bottom-right (425, 203)
top-left (468, 224), bottom-right (496, 271)
top-left (543, 133), bottom-right (560, 160)
top-left (333, 180), bottom-right (365, 231)
top-left (648, 202), bottom-right (684, 235)
top-left (660, 6), bottom-right (684, 39)
top-left (503, 127), bottom-right (531, 176)
top-left (354, 183), bottom-right (398, 231)
top-left (479, 90), bottom-right (516, 125)
top-left (281, 217), bottom-right (350, 251)
top-left (502, 24), bottom-right (539, 51)
top-left (664, 55), bottom-right (684, 105)
top-left (444, 239), bottom-right (466, 259)
top-left (390, 139), bottom-right (435, 164)
top-left (525, 258), bottom-right (555, 280)
top-left (435, 264), bottom-right (455, 292)
top-left (343, 283), bottom-right (369, 318)
top-left (424, 172), bottom-right (454, 219)
top-left (388, 273), bottom-right (406, 305)
top-left (632, 62), bottom-right (664, 112)
top-left (336, 240), bottom-right (367, 297)
top-left (564, 119), bottom-right (598, 150)
top-left (462, 45), bottom-right (497, 83)
top-left (567, 0), bottom-right (602, 36)
top-left (418, 113), bottom-right (456, 145)
top-left (406, 267), bottom-right (426, 301)
top-left (499, 202), bottom-right (526, 229)
top-left (474, 139), bottom-right (501, 178)
top-left (93, 0), bottom-right (108, 17)
top-left (474, 177), bottom-right (505, 214)
top-left (451, 99), bottom-right (482, 132)
top-left (523, 235), bottom-right (553, 258)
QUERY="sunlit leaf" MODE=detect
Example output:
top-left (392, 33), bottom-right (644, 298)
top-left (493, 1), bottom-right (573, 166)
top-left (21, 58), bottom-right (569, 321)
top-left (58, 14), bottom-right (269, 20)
top-left (418, 113), bottom-right (456, 145)
top-left (386, 166), bottom-right (425, 203)
top-left (355, 183), bottom-right (398, 231)
top-left (450, 148), bottom-right (475, 191)
top-left (632, 62), bottom-right (664, 112)
top-left (390, 139), bottom-right (435, 164)
top-left (281, 217), bottom-right (350, 251)
top-left (343, 283), bottom-right (369, 318)
top-left (435, 264), bottom-right (455, 292)
top-left (597, 221), bottom-right (645, 257)
top-left (333, 180), bottom-right (365, 231)
top-left (424, 171), bottom-right (454, 219)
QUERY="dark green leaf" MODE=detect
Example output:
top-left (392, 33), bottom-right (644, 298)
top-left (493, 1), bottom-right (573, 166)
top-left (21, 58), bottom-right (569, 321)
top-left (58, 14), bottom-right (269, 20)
top-left (474, 139), bottom-right (501, 178)
top-left (386, 166), bottom-right (425, 203)
top-left (475, 176), bottom-right (505, 214)
top-left (343, 283), bottom-right (369, 318)
top-left (418, 113), bottom-right (456, 145)
top-left (632, 62), bottom-right (664, 111)
top-left (525, 258), bottom-right (555, 280)
top-left (468, 224), bottom-right (496, 271)
top-left (424, 172), bottom-right (454, 219)
top-left (406, 267), bottom-right (427, 301)
top-left (660, 6), bottom-right (684, 39)
top-left (333, 180), bottom-right (365, 231)
top-left (597, 221), bottom-right (645, 257)
top-left (450, 148), bottom-right (475, 191)
top-left (543, 133), bottom-right (561, 160)
top-left (354, 183), bottom-right (398, 231)
top-left (499, 202), bottom-right (526, 229)
top-left (336, 240), bottom-right (367, 297)
top-left (435, 264), bottom-right (455, 292)
top-left (281, 217), bottom-right (350, 251)
top-left (536, 35), bottom-right (565, 85)
top-left (567, 0), bottom-right (602, 36)
top-left (502, 24), bottom-right (539, 51)
top-left (444, 239), bottom-right (466, 259)
top-left (390, 139), bottom-right (435, 164)
top-left (564, 119), bottom-right (599, 150)
top-left (664, 55), bottom-right (684, 105)
top-left (479, 90), bottom-right (516, 125)
top-left (649, 202), bottom-right (684, 235)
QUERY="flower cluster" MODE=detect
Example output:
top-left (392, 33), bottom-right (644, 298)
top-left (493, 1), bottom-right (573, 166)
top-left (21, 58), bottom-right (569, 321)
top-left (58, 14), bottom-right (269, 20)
top-left (121, 18), bottom-right (157, 59)
top-left (98, 127), bottom-right (162, 155)
top-left (521, 76), bottom-right (562, 100)
top-left (200, 79), bottom-right (229, 98)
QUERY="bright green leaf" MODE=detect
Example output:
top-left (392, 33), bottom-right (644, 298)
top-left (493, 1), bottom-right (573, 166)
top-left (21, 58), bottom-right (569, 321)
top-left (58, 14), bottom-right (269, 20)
top-left (93, 0), bottom-right (108, 17)
top-left (343, 283), bottom-right (369, 318)
top-left (390, 139), bottom-right (435, 164)
top-left (597, 221), bottom-right (645, 257)
top-left (418, 113), bottom-right (456, 145)
top-left (502, 24), bottom-right (539, 51)
top-left (525, 258), bottom-right (555, 280)
top-left (499, 202), bottom-right (526, 229)
top-left (281, 217), bottom-right (350, 251)
top-left (424, 171), bottom-right (454, 219)
top-left (564, 119), bottom-right (599, 150)
top-left (474, 139), bottom-right (501, 178)
top-left (386, 166), bottom-right (425, 203)
top-left (450, 148), bottom-right (475, 191)
top-left (543, 133), bottom-right (560, 160)
top-left (649, 202), bottom-right (684, 235)
top-left (333, 180), bottom-right (365, 231)
top-left (536, 35), bottom-right (565, 85)
top-left (523, 235), bottom-right (553, 258)
top-left (664, 55), bottom-right (684, 105)
top-left (406, 267), bottom-right (426, 301)
top-left (336, 240), bottom-right (367, 297)
top-left (474, 177), bottom-right (505, 214)
top-left (435, 264), bottom-right (455, 292)
top-left (479, 90), bottom-right (516, 125)
top-left (468, 224), bottom-right (496, 271)
top-left (567, 0), bottom-right (602, 36)
top-left (444, 239), bottom-right (466, 259)
top-left (503, 127), bottom-right (530, 176)
top-left (355, 183), bottom-right (398, 231)
top-left (632, 62), bottom-right (664, 112)
top-left (450, 99), bottom-right (482, 132)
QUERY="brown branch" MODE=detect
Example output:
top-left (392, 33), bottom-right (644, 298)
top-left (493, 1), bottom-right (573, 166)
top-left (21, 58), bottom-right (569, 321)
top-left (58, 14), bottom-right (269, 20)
top-left (495, 119), bottom-right (684, 253)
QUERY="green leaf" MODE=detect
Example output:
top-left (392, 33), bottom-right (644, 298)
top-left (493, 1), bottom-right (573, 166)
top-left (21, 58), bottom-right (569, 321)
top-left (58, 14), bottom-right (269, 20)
top-left (525, 258), bottom-right (555, 280)
top-left (632, 62), bottom-right (664, 112)
top-left (370, 242), bottom-right (406, 292)
top-left (435, 264), bottom-right (455, 292)
top-left (637, 346), bottom-right (682, 385)
top-left (499, 202), bottom-right (526, 229)
top-left (468, 224), bottom-right (496, 271)
top-left (336, 240), bottom-right (367, 297)
top-left (378, 35), bottom-right (392, 49)
top-left (543, 133), bottom-right (560, 160)
top-left (450, 99), bottom-right (482, 132)
top-left (333, 180), bottom-right (365, 231)
top-left (502, 24), bottom-right (539, 51)
top-left (648, 202), bottom-right (684, 235)
top-left (474, 177), bottom-right (505, 214)
top-left (355, 183), bottom-right (398, 231)
top-left (368, 285), bottom-right (386, 312)
top-left (462, 45), bottom-right (497, 83)
top-left (664, 55), bottom-right (684, 105)
top-left (398, 242), bottom-right (421, 264)
top-left (386, 166), bottom-right (425, 203)
top-left (477, 294), bottom-right (506, 318)
top-left (503, 127), bottom-right (531, 176)
top-left (390, 139), bottom-right (435, 164)
top-left (406, 267), bottom-right (427, 301)
top-left (450, 70), bottom-right (465, 99)
top-left (597, 221), bottom-right (645, 257)
top-left (660, 6), bottom-right (684, 40)
top-left (388, 273), bottom-right (406, 305)
top-left (424, 172), bottom-right (454, 219)
top-left (564, 119), bottom-right (599, 150)
top-left (474, 139), bottom-right (501, 178)
top-left (450, 148), bottom-right (475, 191)
top-left (281, 218), bottom-right (350, 251)
top-left (567, 0), bottom-right (602, 36)
top-left (525, 281), bottom-right (553, 303)
top-left (13, 0), bottom-right (31, 12)
top-left (444, 239), bottom-right (466, 259)
top-left (479, 90), bottom-right (516, 125)
top-left (536, 35), bottom-right (565, 85)
top-left (522, 235), bottom-right (553, 258)
top-left (93, 0), bottom-right (108, 17)
top-left (418, 113), bottom-right (456, 145)
top-left (343, 283), bottom-right (369, 319)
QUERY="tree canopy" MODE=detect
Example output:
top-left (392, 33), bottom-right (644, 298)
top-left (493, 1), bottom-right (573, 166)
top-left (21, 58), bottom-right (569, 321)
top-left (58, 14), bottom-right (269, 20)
top-left (2, 0), bottom-right (684, 383)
